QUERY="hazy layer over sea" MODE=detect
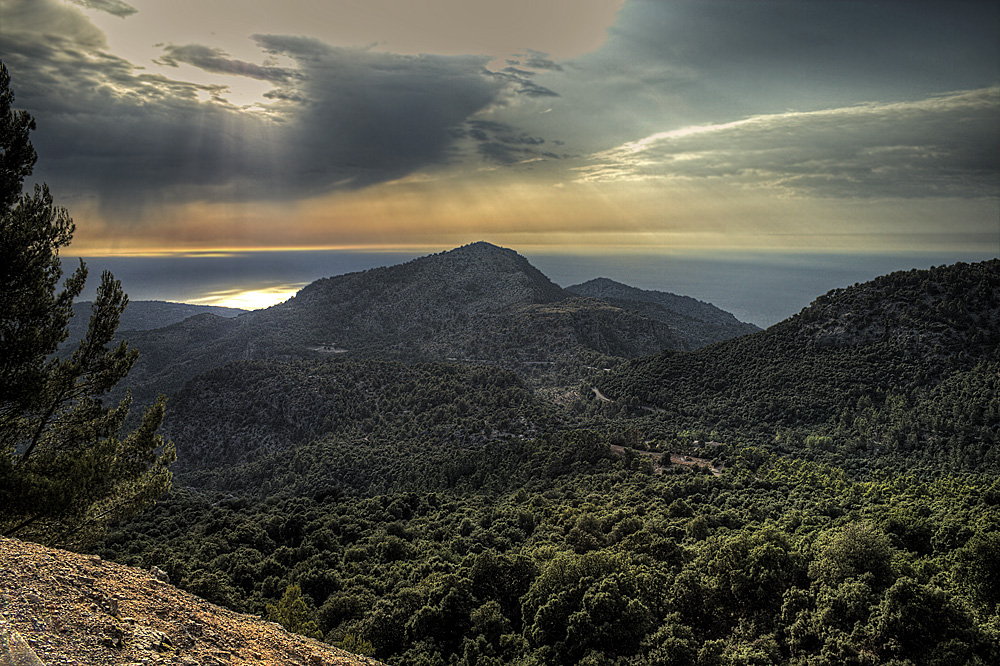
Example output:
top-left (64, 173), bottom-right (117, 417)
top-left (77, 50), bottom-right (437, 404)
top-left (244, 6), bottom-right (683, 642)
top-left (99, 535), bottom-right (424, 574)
top-left (73, 249), bottom-right (997, 328)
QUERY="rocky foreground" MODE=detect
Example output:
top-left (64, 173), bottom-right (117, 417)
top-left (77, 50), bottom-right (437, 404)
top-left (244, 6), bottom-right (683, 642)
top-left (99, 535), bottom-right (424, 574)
top-left (0, 538), bottom-right (381, 666)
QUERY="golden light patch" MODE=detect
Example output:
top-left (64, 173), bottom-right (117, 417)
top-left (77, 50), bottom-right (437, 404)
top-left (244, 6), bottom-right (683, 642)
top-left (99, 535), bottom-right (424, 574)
top-left (189, 284), bottom-right (306, 310)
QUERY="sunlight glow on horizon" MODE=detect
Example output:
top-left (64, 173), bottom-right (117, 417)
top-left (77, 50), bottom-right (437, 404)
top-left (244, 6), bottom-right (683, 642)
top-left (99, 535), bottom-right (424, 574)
top-left (69, 228), bottom-right (999, 260)
top-left (188, 284), bottom-right (307, 310)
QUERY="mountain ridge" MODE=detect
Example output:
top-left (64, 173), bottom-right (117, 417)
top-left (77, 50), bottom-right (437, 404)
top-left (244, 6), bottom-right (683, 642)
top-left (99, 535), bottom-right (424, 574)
top-left (597, 259), bottom-right (1000, 471)
top-left (567, 277), bottom-right (760, 348)
top-left (568, 277), bottom-right (750, 326)
top-left (113, 243), bottom-right (752, 401)
top-left (68, 300), bottom-right (245, 343)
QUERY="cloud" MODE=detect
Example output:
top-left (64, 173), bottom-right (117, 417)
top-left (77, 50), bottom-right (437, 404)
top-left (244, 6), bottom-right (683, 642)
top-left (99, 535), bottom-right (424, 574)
top-left (599, 1), bottom-right (1000, 99)
top-left (248, 35), bottom-right (511, 189)
top-left (154, 44), bottom-right (299, 83)
top-left (531, 0), bottom-right (1000, 158)
top-left (492, 66), bottom-right (560, 98)
top-left (576, 88), bottom-right (1000, 199)
top-left (0, 0), bottom-right (555, 216)
top-left (67, 0), bottom-right (136, 18)
top-left (450, 120), bottom-right (562, 165)
top-left (523, 50), bottom-right (564, 72)
top-left (0, 2), bottom-right (269, 214)
top-left (488, 50), bottom-right (563, 98)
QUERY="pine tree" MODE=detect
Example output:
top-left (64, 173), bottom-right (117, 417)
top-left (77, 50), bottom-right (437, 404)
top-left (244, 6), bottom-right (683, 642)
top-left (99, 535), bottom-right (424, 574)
top-left (0, 61), bottom-right (175, 546)
top-left (267, 584), bottom-right (323, 640)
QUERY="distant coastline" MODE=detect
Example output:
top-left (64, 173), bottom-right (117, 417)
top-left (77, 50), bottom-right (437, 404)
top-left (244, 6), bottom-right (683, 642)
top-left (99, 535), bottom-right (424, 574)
top-left (73, 249), bottom-right (998, 327)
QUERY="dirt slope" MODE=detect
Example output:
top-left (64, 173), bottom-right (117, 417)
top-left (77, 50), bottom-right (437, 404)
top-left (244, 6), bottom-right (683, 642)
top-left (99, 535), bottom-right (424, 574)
top-left (0, 538), bottom-right (381, 666)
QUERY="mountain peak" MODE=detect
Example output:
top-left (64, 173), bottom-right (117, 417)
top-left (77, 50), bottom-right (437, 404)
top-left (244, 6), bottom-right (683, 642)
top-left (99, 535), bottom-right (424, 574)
top-left (271, 242), bottom-right (569, 349)
top-left (448, 240), bottom-right (507, 254)
top-left (433, 242), bottom-right (539, 275)
top-left (437, 241), bottom-right (521, 264)
top-left (579, 277), bottom-right (618, 288)
top-left (406, 242), bottom-right (566, 305)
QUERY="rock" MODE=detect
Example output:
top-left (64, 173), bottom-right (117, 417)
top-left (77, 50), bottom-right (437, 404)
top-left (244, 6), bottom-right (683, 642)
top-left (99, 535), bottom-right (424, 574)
top-left (149, 567), bottom-right (170, 584)
top-left (103, 596), bottom-right (121, 617)
top-left (133, 626), bottom-right (174, 653)
top-left (102, 622), bottom-right (126, 649)
top-left (0, 625), bottom-right (45, 666)
top-left (178, 630), bottom-right (197, 649)
top-left (2, 537), bottom-right (382, 666)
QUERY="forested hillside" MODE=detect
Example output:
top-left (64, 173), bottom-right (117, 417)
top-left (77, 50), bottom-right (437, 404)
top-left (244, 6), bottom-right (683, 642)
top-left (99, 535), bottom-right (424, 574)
top-left (85, 259), bottom-right (1000, 666)
top-left (597, 260), bottom-right (1000, 473)
top-left (96, 434), bottom-right (1000, 666)
top-left (162, 359), bottom-right (562, 495)
top-left (567, 277), bottom-right (760, 348)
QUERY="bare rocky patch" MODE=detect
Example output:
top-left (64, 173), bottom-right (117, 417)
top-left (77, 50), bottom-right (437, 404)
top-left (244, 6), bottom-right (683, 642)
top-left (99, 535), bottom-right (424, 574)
top-left (0, 538), bottom-right (381, 666)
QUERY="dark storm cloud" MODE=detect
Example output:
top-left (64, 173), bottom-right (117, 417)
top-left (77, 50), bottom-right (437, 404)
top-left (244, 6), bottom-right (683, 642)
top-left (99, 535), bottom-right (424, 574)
top-left (513, 81), bottom-right (559, 98)
top-left (0, 1), bottom-right (272, 215)
top-left (609, 0), bottom-right (998, 106)
top-left (477, 142), bottom-right (532, 164)
top-left (545, 0), bottom-right (1000, 152)
top-left (247, 34), bottom-right (513, 190)
top-left (67, 0), bottom-right (136, 18)
top-left (154, 44), bottom-right (300, 83)
top-left (472, 122), bottom-right (545, 147)
top-left (454, 120), bottom-right (561, 165)
top-left (0, 0), bottom-right (542, 216)
top-left (501, 66), bottom-right (536, 78)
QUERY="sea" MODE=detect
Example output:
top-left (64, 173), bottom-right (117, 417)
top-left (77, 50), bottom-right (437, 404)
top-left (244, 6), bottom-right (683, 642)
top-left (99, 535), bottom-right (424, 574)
top-left (72, 249), bottom-right (998, 329)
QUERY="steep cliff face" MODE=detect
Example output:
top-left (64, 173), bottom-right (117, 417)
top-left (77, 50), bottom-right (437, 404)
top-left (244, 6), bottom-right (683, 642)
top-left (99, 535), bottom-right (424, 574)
top-left (0, 538), bottom-right (381, 666)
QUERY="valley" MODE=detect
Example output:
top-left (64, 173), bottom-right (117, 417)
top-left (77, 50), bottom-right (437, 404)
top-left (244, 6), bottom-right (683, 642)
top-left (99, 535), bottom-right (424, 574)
top-left (24, 246), bottom-right (1000, 665)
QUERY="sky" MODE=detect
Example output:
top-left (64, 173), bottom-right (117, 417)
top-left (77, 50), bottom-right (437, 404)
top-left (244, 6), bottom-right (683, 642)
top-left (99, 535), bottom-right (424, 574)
top-left (2, 0), bottom-right (998, 320)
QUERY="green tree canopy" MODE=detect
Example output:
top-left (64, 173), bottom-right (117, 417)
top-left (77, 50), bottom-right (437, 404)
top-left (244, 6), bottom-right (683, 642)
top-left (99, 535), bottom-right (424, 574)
top-left (266, 583), bottom-right (323, 640)
top-left (0, 61), bottom-right (174, 546)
